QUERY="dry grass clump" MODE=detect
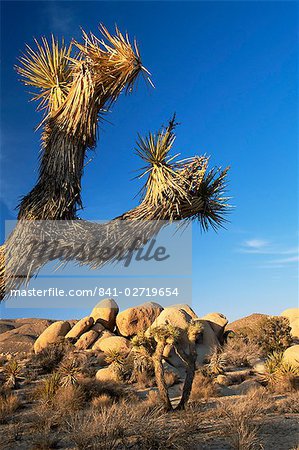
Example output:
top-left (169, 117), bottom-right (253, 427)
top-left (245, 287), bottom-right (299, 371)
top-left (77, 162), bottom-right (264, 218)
top-left (63, 405), bottom-right (127, 449)
top-left (27, 405), bottom-right (60, 449)
top-left (91, 393), bottom-right (113, 409)
top-left (217, 390), bottom-right (269, 450)
top-left (0, 391), bottom-right (20, 423)
top-left (63, 399), bottom-right (200, 449)
top-left (190, 370), bottom-right (219, 402)
top-left (222, 336), bottom-right (262, 367)
top-left (54, 384), bottom-right (86, 413)
top-left (143, 390), bottom-right (163, 410)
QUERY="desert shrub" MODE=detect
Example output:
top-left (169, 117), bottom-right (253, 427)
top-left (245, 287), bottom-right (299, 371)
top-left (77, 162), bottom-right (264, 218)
top-left (31, 340), bottom-right (73, 374)
top-left (262, 351), bottom-right (299, 392)
top-left (217, 390), bottom-right (269, 449)
top-left (222, 336), bottom-right (262, 367)
top-left (54, 384), bottom-right (85, 413)
top-left (63, 406), bottom-right (126, 449)
top-left (78, 377), bottom-right (137, 403)
top-left (237, 316), bottom-right (292, 356)
top-left (131, 351), bottom-right (155, 384)
top-left (105, 348), bottom-right (155, 386)
top-left (104, 350), bottom-right (133, 382)
top-left (143, 390), bottom-right (163, 409)
top-left (275, 391), bottom-right (299, 413)
top-left (190, 370), bottom-right (218, 402)
top-left (0, 392), bottom-right (20, 423)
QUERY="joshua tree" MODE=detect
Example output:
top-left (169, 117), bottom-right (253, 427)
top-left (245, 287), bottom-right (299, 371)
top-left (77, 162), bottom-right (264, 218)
top-left (0, 25), bottom-right (230, 298)
top-left (174, 321), bottom-right (203, 410)
top-left (1, 117), bottom-right (229, 297)
top-left (132, 323), bottom-right (203, 411)
top-left (150, 325), bottom-right (180, 411)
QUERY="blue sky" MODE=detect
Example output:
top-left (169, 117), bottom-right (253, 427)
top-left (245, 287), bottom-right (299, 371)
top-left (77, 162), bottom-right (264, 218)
top-left (0, 1), bottom-right (298, 321)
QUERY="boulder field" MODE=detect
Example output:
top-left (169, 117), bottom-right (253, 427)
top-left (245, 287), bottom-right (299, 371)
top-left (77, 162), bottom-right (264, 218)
top-left (0, 300), bottom-right (229, 373)
top-left (1, 303), bottom-right (297, 377)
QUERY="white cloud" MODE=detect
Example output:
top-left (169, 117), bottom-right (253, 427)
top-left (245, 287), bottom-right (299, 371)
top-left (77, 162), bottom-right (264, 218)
top-left (269, 255), bottom-right (299, 265)
top-left (237, 238), bottom-right (299, 268)
top-left (244, 239), bottom-right (269, 249)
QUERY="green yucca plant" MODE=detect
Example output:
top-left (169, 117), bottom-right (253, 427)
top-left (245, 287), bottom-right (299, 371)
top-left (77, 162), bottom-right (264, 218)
top-left (207, 347), bottom-right (227, 376)
top-left (151, 324), bottom-right (181, 346)
top-left (3, 359), bottom-right (23, 389)
top-left (58, 358), bottom-right (81, 387)
top-left (104, 349), bottom-right (127, 366)
top-left (262, 351), bottom-right (299, 391)
top-left (104, 349), bottom-right (133, 382)
top-left (36, 372), bottom-right (61, 404)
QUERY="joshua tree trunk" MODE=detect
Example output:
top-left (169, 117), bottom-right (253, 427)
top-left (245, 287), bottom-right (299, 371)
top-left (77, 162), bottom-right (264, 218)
top-left (175, 340), bottom-right (197, 410)
top-left (153, 341), bottom-right (173, 411)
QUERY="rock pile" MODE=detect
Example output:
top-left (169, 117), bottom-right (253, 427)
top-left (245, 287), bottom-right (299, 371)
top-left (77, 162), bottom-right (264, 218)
top-left (30, 299), bottom-right (229, 376)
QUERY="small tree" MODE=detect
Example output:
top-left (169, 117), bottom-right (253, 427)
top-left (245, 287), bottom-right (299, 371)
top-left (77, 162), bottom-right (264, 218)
top-left (132, 322), bottom-right (203, 411)
top-left (151, 325), bottom-right (180, 411)
top-left (174, 321), bottom-right (203, 410)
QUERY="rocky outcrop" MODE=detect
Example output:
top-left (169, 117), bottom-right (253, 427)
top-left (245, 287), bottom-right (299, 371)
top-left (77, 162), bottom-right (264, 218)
top-left (65, 317), bottom-right (94, 339)
top-left (195, 319), bottom-right (220, 366)
top-left (94, 336), bottom-right (131, 355)
top-left (283, 345), bottom-right (299, 367)
top-left (95, 366), bottom-right (119, 382)
top-left (201, 312), bottom-right (228, 341)
top-left (34, 321), bottom-right (71, 353)
top-left (90, 298), bottom-right (119, 331)
top-left (92, 331), bottom-right (115, 350)
top-left (0, 318), bottom-right (53, 353)
top-left (226, 313), bottom-right (267, 333)
top-left (147, 306), bottom-right (191, 333)
top-left (281, 308), bottom-right (299, 339)
top-left (74, 330), bottom-right (99, 350)
top-left (116, 302), bottom-right (163, 337)
top-left (170, 304), bottom-right (197, 319)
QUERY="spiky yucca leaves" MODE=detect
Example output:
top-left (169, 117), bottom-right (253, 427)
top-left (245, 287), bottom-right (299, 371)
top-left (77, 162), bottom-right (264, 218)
top-left (36, 372), bottom-right (61, 404)
top-left (261, 351), bottom-right (299, 391)
top-left (17, 36), bottom-right (73, 118)
top-left (58, 358), bottom-right (81, 387)
top-left (122, 117), bottom-right (230, 229)
top-left (16, 25), bottom-right (145, 221)
top-left (3, 359), bottom-right (23, 389)
top-left (207, 347), bottom-right (227, 376)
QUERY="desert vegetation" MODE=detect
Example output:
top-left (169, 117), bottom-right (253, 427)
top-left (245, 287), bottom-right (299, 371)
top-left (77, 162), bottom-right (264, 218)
top-left (0, 304), bottom-right (298, 449)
